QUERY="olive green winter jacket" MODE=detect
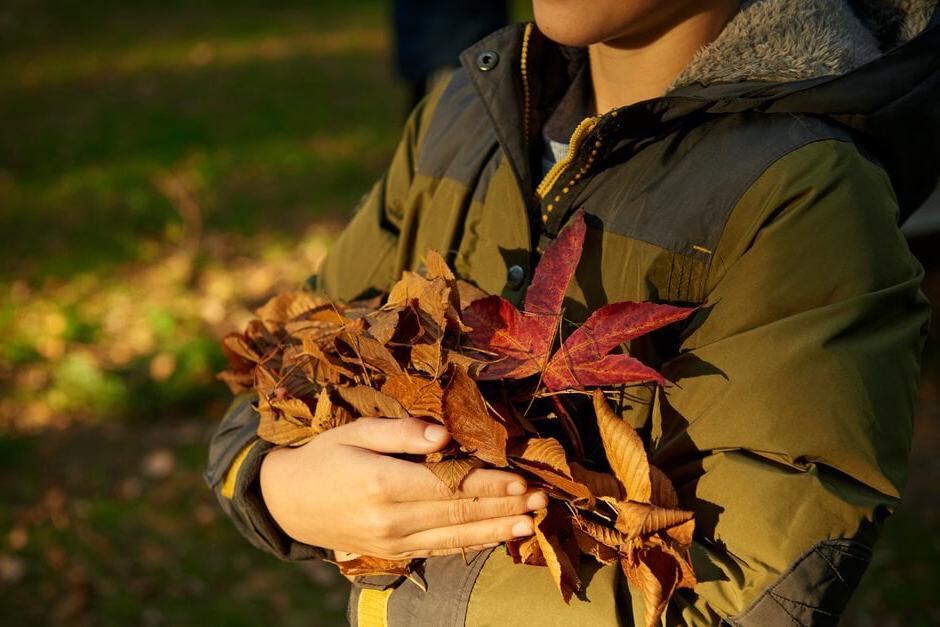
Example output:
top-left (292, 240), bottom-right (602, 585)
top-left (206, 1), bottom-right (939, 624)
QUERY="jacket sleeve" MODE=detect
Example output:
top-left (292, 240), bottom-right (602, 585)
top-left (650, 140), bottom-right (929, 625)
top-left (203, 78), bottom-right (449, 561)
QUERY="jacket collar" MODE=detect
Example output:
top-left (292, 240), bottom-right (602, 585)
top-left (460, 2), bottom-right (940, 216)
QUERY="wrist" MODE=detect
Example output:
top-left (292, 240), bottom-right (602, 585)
top-left (259, 446), bottom-right (296, 533)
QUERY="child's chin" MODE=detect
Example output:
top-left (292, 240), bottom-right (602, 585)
top-left (532, 2), bottom-right (655, 48)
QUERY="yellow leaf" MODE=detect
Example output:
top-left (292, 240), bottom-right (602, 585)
top-left (593, 390), bottom-right (652, 503)
top-left (570, 462), bottom-right (623, 499)
top-left (424, 458), bottom-right (483, 493)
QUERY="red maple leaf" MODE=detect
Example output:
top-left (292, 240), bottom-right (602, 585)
top-left (463, 212), bottom-right (697, 389)
top-left (462, 212), bottom-right (585, 379)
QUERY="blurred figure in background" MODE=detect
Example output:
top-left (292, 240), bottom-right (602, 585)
top-left (393, 0), bottom-right (508, 111)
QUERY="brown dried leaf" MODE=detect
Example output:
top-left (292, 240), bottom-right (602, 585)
top-left (254, 366), bottom-right (279, 396)
top-left (299, 337), bottom-right (357, 384)
top-left (532, 508), bottom-right (582, 603)
top-left (381, 375), bottom-right (444, 421)
top-left (516, 438), bottom-right (572, 477)
top-left (329, 555), bottom-right (413, 578)
top-left (424, 457), bottom-right (484, 493)
top-left (507, 535), bottom-right (546, 566)
top-left (442, 350), bottom-right (486, 378)
top-left (387, 304), bottom-right (425, 345)
top-left (222, 333), bottom-right (261, 365)
top-left (313, 388), bottom-right (335, 431)
top-left (512, 459), bottom-right (594, 506)
top-left (424, 250), bottom-right (473, 333)
top-left (570, 462), bottom-right (623, 500)
top-left (334, 332), bottom-right (403, 376)
top-left (511, 438), bottom-right (594, 506)
top-left (572, 526), bottom-right (619, 565)
top-left (257, 397), bottom-right (316, 446)
top-left (255, 291), bottom-right (327, 330)
top-left (455, 280), bottom-right (489, 310)
top-left (366, 308), bottom-right (400, 345)
top-left (441, 364), bottom-right (508, 466)
top-left (605, 499), bottom-right (694, 540)
top-left (650, 466), bottom-right (679, 509)
top-left (329, 395), bottom-right (356, 428)
top-left (336, 386), bottom-right (409, 419)
top-left (410, 340), bottom-right (442, 376)
top-left (621, 541), bottom-right (687, 627)
top-left (593, 390), bottom-right (652, 503)
top-left (387, 272), bottom-right (450, 332)
top-left (664, 518), bottom-right (695, 548)
top-left (576, 518), bottom-right (630, 551)
top-left (281, 304), bottom-right (349, 338)
top-left (217, 370), bottom-right (254, 394)
top-left (269, 397), bottom-right (315, 422)
top-left (651, 535), bottom-right (697, 589)
top-left (643, 506), bottom-right (694, 537)
top-left (425, 249), bottom-right (455, 282)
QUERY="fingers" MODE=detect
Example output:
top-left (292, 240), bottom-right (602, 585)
top-left (396, 514), bottom-right (536, 556)
top-left (387, 491), bottom-right (548, 535)
top-left (363, 456), bottom-right (530, 502)
top-left (457, 468), bottom-right (529, 499)
top-left (330, 416), bottom-right (451, 455)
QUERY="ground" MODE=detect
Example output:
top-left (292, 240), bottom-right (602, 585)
top-left (0, 1), bottom-right (937, 625)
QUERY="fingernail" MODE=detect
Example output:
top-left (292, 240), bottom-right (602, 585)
top-left (424, 424), bottom-right (448, 442)
top-left (526, 492), bottom-right (548, 510)
top-left (512, 520), bottom-right (534, 537)
top-left (506, 481), bottom-right (526, 496)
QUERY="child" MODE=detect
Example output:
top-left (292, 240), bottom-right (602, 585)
top-left (206, 1), bottom-right (939, 624)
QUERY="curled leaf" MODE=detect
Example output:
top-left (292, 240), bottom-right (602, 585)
top-left (593, 390), bottom-right (652, 503)
top-left (605, 499), bottom-right (694, 540)
top-left (532, 508), bottom-right (582, 603)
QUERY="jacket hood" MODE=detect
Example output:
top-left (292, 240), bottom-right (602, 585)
top-left (459, 1), bottom-right (940, 221)
top-left (666, 0), bottom-right (940, 220)
top-left (670, 0), bottom-right (936, 90)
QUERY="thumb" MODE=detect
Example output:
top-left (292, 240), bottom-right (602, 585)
top-left (333, 417), bottom-right (451, 454)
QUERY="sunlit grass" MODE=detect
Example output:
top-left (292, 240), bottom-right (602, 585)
top-left (0, 0), bottom-right (403, 433)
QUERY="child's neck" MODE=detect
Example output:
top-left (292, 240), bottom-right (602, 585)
top-left (588, 2), bottom-right (739, 114)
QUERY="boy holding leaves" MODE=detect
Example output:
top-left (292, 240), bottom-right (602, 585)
top-left (207, 1), bottom-right (939, 624)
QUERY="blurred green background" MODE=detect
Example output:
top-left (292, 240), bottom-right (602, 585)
top-left (0, 1), bottom-right (937, 625)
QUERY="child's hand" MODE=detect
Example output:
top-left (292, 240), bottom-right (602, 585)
top-left (259, 416), bottom-right (545, 559)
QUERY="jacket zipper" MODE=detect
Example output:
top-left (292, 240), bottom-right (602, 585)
top-left (520, 23), bottom-right (602, 224)
top-left (520, 22), bottom-right (534, 146)
top-left (535, 115), bottom-right (599, 200)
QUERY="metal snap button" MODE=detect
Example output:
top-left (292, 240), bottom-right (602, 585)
top-left (476, 50), bottom-right (500, 72)
top-left (506, 264), bottom-right (525, 290)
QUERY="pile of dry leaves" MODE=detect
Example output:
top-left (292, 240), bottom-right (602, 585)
top-left (219, 213), bottom-right (698, 626)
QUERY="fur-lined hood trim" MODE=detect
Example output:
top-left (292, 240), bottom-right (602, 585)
top-left (670, 0), bottom-right (937, 90)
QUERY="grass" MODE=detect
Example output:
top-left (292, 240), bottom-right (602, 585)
top-left (0, 1), bottom-right (397, 624)
top-left (0, 1), bottom-right (936, 625)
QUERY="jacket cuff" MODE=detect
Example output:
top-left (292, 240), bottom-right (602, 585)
top-left (225, 437), bottom-right (333, 562)
top-left (206, 395), bottom-right (332, 562)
